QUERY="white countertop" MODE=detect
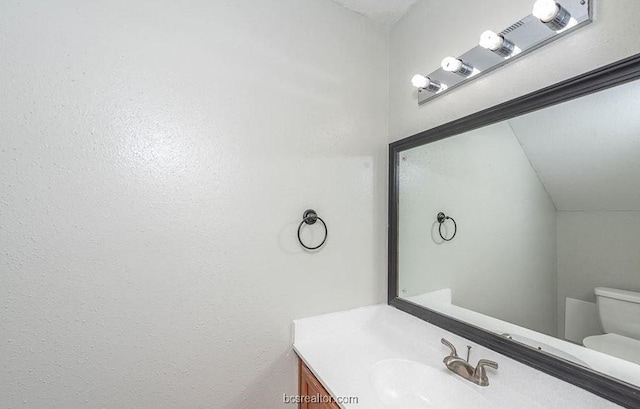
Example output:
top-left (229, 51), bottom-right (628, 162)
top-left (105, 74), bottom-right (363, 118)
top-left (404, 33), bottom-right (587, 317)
top-left (293, 304), bottom-right (622, 409)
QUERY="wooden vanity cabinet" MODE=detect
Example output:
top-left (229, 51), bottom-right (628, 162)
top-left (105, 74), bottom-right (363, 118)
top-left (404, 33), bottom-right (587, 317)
top-left (298, 359), bottom-right (341, 409)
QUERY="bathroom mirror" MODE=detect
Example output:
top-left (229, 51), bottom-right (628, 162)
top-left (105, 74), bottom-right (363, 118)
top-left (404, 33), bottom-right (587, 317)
top-left (389, 53), bottom-right (640, 408)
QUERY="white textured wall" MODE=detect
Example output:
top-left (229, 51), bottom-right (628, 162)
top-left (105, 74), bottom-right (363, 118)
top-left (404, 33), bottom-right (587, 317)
top-left (0, 1), bottom-right (388, 408)
top-left (389, 0), bottom-right (640, 141)
top-left (398, 121), bottom-right (558, 335)
top-left (557, 211), bottom-right (640, 338)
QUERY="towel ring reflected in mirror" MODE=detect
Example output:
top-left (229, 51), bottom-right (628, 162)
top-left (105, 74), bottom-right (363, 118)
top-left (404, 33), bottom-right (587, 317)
top-left (437, 212), bottom-right (457, 242)
top-left (297, 209), bottom-right (328, 250)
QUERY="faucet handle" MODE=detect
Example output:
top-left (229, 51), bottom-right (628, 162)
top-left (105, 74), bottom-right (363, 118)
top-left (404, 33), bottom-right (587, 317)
top-left (441, 338), bottom-right (458, 357)
top-left (475, 359), bottom-right (498, 371)
top-left (473, 359), bottom-right (499, 386)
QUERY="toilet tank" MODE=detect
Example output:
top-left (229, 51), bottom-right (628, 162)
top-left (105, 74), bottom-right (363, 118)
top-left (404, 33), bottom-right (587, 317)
top-left (595, 287), bottom-right (640, 340)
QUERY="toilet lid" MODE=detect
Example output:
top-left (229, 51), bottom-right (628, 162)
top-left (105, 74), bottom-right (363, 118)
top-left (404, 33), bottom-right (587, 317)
top-left (583, 333), bottom-right (640, 365)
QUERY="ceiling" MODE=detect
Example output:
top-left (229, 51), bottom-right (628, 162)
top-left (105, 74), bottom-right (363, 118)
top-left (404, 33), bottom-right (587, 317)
top-left (330, 0), bottom-right (419, 26)
top-left (508, 79), bottom-right (640, 211)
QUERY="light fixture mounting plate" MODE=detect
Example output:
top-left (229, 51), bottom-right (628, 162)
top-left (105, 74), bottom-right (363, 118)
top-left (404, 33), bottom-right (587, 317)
top-left (417, 0), bottom-right (593, 105)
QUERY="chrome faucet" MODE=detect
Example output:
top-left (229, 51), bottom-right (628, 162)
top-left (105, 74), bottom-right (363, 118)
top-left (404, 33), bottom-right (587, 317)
top-left (441, 338), bottom-right (499, 386)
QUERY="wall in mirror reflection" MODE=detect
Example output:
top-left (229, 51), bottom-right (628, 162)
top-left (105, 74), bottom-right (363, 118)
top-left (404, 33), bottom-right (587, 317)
top-left (398, 78), bottom-right (640, 386)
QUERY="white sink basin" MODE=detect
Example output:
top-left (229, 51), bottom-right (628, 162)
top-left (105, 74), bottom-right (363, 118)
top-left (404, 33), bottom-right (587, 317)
top-left (370, 359), bottom-right (493, 409)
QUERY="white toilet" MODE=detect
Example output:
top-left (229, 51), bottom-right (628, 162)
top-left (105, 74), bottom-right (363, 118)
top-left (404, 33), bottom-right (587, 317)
top-left (583, 287), bottom-right (640, 365)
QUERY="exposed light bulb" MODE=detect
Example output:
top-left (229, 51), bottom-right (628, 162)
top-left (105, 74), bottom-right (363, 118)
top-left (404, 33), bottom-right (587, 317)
top-left (411, 74), bottom-right (442, 92)
top-left (532, 0), bottom-right (571, 30)
top-left (441, 57), bottom-right (473, 77)
top-left (479, 30), bottom-right (504, 51)
top-left (532, 0), bottom-right (559, 22)
top-left (411, 74), bottom-right (429, 89)
top-left (441, 57), bottom-right (462, 72)
top-left (479, 30), bottom-right (515, 57)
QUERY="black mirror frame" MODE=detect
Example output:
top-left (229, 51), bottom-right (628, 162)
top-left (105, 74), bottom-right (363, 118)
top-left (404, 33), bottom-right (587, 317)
top-left (388, 52), bottom-right (640, 408)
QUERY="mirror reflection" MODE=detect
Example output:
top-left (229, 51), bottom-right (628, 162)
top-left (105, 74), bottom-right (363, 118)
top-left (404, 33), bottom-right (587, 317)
top-left (397, 78), bottom-right (640, 386)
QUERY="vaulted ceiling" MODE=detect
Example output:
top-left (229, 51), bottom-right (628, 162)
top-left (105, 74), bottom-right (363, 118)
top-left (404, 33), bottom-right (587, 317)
top-left (508, 79), bottom-right (640, 211)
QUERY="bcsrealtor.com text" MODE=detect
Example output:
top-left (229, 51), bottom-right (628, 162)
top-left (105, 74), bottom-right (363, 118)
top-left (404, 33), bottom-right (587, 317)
top-left (283, 393), bottom-right (359, 405)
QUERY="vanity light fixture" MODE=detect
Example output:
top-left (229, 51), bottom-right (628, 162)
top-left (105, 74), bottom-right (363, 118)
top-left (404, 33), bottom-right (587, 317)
top-left (532, 0), bottom-right (572, 30)
top-left (479, 30), bottom-right (515, 57)
top-left (411, 0), bottom-right (593, 105)
top-left (441, 57), bottom-right (474, 77)
top-left (411, 74), bottom-right (442, 92)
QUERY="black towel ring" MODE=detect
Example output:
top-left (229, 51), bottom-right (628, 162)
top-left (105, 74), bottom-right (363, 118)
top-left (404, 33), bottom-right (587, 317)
top-left (437, 212), bottom-right (457, 242)
top-left (297, 209), bottom-right (328, 250)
